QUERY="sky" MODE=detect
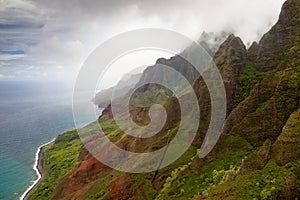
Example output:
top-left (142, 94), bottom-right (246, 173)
top-left (0, 0), bottom-right (286, 86)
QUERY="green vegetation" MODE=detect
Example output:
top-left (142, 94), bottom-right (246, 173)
top-left (207, 159), bottom-right (300, 199)
top-left (129, 84), bottom-right (173, 107)
top-left (29, 130), bottom-right (82, 200)
top-left (234, 61), bottom-right (261, 106)
top-left (155, 135), bottom-right (254, 199)
top-left (272, 109), bottom-right (300, 166)
top-left (98, 115), bottom-right (119, 133)
top-left (28, 1), bottom-right (300, 199)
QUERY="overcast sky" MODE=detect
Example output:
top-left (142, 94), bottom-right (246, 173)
top-left (0, 0), bottom-right (286, 84)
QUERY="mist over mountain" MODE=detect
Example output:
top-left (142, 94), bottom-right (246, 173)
top-left (94, 31), bottom-right (229, 108)
top-left (28, 0), bottom-right (300, 199)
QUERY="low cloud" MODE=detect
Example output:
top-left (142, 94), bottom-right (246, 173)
top-left (0, 0), bottom-right (287, 80)
top-left (0, 0), bottom-right (35, 11)
top-left (0, 54), bottom-right (25, 61)
top-left (34, 0), bottom-right (286, 44)
top-left (28, 36), bottom-right (86, 65)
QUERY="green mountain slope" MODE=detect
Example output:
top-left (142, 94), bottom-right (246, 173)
top-left (29, 0), bottom-right (300, 199)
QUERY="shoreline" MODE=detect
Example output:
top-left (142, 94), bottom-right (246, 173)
top-left (20, 139), bottom-right (54, 200)
top-left (19, 118), bottom-right (102, 200)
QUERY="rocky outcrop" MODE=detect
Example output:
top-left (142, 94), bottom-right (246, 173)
top-left (240, 139), bottom-right (272, 174)
top-left (130, 31), bottom-right (229, 107)
top-left (191, 34), bottom-right (246, 148)
top-left (222, 0), bottom-right (300, 146)
top-left (271, 109), bottom-right (300, 166)
top-left (247, 0), bottom-right (300, 71)
top-left (213, 34), bottom-right (246, 114)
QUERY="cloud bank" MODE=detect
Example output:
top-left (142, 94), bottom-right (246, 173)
top-left (0, 0), bottom-right (286, 81)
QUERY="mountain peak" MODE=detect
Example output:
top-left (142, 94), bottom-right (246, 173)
top-left (211, 34), bottom-right (246, 114)
top-left (247, 0), bottom-right (300, 71)
top-left (277, 0), bottom-right (300, 27)
top-left (222, 34), bottom-right (244, 49)
top-left (214, 34), bottom-right (246, 64)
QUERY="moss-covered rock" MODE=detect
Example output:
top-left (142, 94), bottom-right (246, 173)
top-left (247, 0), bottom-right (300, 72)
top-left (214, 34), bottom-right (246, 114)
top-left (240, 139), bottom-right (272, 174)
top-left (271, 109), bottom-right (300, 166)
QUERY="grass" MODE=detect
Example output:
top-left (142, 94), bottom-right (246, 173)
top-left (29, 129), bottom-right (83, 200)
top-left (234, 60), bottom-right (261, 106)
top-left (207, 159), bottom-right (299, 199)
top-left (154, 134), bottom-right (255, 199)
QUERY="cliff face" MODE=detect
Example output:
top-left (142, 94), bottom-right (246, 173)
top-left (247, 0), bottom-right (300, 72)
top-left (211, 34), bottom-right (246, 114)
top-left (222, 0), bottom-right (300, 147)
top-left (32, 0), bottom-right (300, 199)
top-left (137, 31), bottom-right (228, 89)
top-left (120, 31), bottom-right (229, 107)
top-left (192, 34), bottom-right (246, 147)
top-left (272, 109), bottom-right (300, 166)
top-left (195, 0), bottom-right (300, 198)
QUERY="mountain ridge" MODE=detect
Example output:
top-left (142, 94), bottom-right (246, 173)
top-left (29, 0), bottom-right (300, 199)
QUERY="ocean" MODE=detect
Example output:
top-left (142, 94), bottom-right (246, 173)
top-left (0, 81), bottom-right (99, 200)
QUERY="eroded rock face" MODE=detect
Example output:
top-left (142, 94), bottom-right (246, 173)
top-left (227, 63), bottom-right (299, 146)
top-left (271, 109), bottom-right (300, 166)
top-left (213, 34), bottom-right (246, 114)
top-left (51, 147), bottom-right (111, 200)
top-left (222, 0), bottom-right (300, 147)
top-left (192, 34), bottom-right (246, 147)
top-left (43, 1), bottom-right (300, 199)
top-left (240, 139), bottom-right (272, 174)
top-left (247, 0), bottom-right (300, 72)
top-left (107, 174), bottom-right (134, 200)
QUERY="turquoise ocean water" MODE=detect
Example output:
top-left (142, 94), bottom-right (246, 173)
top-left (0, 81), bottom-right (98, 200)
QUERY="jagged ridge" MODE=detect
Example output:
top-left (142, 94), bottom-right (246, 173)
top-left (29, 0), bottom-right (300, 199)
